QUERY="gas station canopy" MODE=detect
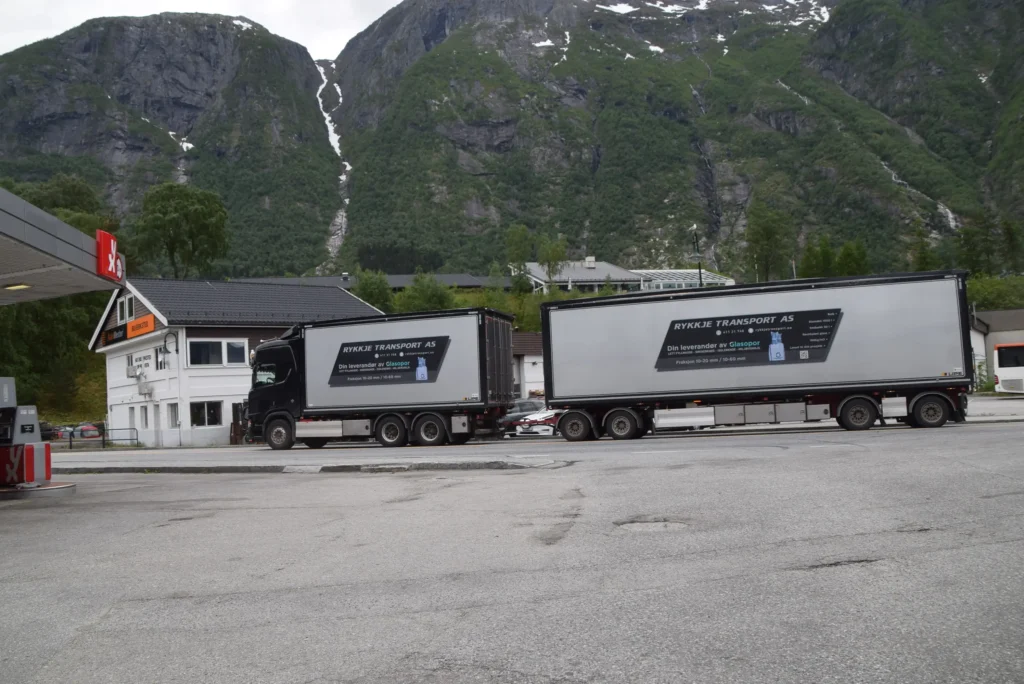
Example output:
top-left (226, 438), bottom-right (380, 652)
top-left (0, 187), bottom-right (125, 305)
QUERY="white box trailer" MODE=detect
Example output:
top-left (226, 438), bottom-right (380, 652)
top-left (541, 272), bottom-right (973, 440)
top-left (248, 309), bottom-right (515, 449)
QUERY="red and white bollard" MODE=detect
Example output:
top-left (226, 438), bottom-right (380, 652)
top-left (1, 442), bottom-right (52, 489)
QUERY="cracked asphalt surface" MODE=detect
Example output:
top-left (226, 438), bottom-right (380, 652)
top-left (3, 423), bottom-right (1024, 683)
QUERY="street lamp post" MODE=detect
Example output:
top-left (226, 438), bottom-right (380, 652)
top-left (690, 224), bottom-right (704, 288)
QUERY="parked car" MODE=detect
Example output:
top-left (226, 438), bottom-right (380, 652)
top-left (514, 409), bottom-right (564, 438)
top-left (39, 421), bottom-right (54, 441)
top-left (72, 424), bottom-right (101, 439)
top-left (500, 399), bottom-right (547, 435)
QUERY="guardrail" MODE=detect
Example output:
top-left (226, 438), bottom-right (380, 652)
top-left (56, 428), bottom-right (139, 450)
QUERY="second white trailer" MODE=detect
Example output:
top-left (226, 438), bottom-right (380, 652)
top-left (541, 272), bottom-right (973, 439)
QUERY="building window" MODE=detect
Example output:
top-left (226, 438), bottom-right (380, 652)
top-left (117, 295), bottom-right (135, 324)
top-left (141, 405), bottom-right (149, 430)
top-left (189, 341), bottom-right (223, 366)
top-left (155, 348), bottom-right (168, 371)
top-left (126, 354), bottom-right (134, 378)
top-left (188, 340), bottom-right (248, 366)
top-left (190, 401), bottom-right (222, 427)
top-left (227, 342), bottom-right (247, 364)
top-left (128, 406), bottom-right (136, 430)
top-left (168, 403), bottom-right (179, 428)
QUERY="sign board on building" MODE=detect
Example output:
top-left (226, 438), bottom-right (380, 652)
top-left (103, 314), bottom-right (156, 346)
top-left (96, 230), bottom-right (124, 282)
top-left (127, 314), bottom-right (155, 339)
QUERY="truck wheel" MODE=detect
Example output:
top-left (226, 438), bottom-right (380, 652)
top-left (560, 412), bottom-right (591, 442)
top-left (913, 395), bottom-right (950, 428)
top-left (266, 419), bottom-right (295, 450)
top-left (375, 416), bottom-right (408, 448)
top-left (606, 410), bottom-right (639, 440)
top-left (839, 398), bottom-right (877, 431)
top-left (413, 415), bottom-right (448, 447)
top-left (302, 438), bottom-right (328, 449)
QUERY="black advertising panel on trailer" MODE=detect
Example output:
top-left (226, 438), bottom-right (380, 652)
top-left (541, 271), bottom-right (973, 406)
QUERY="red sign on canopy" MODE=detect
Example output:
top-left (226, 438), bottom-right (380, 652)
top-left (96, 230), bottom-right (123, 282)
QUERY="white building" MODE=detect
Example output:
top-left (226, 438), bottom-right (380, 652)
top-left (512, 332), bottom-right (545, 398)
top-left (89, 278), bottom-right (380, 447)
top-left (632, 269), bottom-right (736, 290)
top-left (514, 258), bottom-right (644, 294)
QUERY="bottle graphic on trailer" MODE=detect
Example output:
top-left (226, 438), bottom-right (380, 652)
top-left (769, 332), bottom-right (786, 362)
top-left (415, 357), bottom-right (429, 381)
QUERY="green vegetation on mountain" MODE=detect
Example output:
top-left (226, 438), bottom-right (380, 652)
top-left (330, 0), bottom-right (1021, 281)
top-left (0, 13), bottom-right (339, 278)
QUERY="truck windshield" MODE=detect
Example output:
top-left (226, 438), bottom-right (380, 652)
top-left (253, 363), bottom-right (276, 387)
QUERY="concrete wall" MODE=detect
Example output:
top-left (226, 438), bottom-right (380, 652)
top-left (515, 354), bottom-right (545, 398)
top-left (970, 329), bottom-right (988, 379)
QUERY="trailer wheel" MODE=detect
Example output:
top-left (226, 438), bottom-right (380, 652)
top-left (560, 412), bottom-right (591, 442)
top-left (913, 395), bottom-right (950, 428)
top-left (376, 416), bottom-right (408, 448)
top-left (302, 438), bottom-right (328, 449)
top-left (266, 419), bottom-right (295, 450)
top-left (606, 410), bottom-right (639, 440)
top-left (413, 415), bottom-right (448, 447)
top-left (839, 398), bottom-right (877, 431)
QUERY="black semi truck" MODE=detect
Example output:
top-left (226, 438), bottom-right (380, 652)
top-left (247, 309), bottom-right (514, 449)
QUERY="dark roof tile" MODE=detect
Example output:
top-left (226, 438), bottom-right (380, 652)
top-left (130, 278), bottom-right (380, 326)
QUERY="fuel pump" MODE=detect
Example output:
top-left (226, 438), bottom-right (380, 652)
top-left (0, 378), bottom-right (51, 489)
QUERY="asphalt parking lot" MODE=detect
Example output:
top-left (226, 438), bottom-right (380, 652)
top-left (3, 423), bottom-right (1024, 683)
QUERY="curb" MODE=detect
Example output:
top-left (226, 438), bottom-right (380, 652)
top-left (51, 460), bottom-right (541, 475)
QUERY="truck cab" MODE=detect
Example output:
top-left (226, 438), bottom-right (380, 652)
top-left (247, 337), bottom-right (302, 440)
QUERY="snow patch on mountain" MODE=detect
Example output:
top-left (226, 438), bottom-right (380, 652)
top-left (232, 19), bottom-right (253, 31)
top-left (597, 3), bottom-right (639, 14)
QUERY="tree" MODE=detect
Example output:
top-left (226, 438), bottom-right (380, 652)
top-left (17, 174), bottom-right (102, 215)
top-left (598, 275), bottom-right (617, 297)
top-left (798, 235), bottom-right (836, 278)
top-left (1002, 220), bottom-right (1022, 275)
top-left (957, 213), bottom-right (1001, 276)
top-left (909, 228), bottom-right (941, 272)
top-left (135, 183), bottom-right (229, 278)
top-left (394, 273), bottom-right (456, 312)
top-left (537, 234), bottom-right (569, 286)
top-left (506, 224), bottom-right (534, 295)
top-left (745, 201), bottom-right (795, 282)
top-left (352, 269), bottom-right (394, 313)
top-left (483, 262), bottom-right (509, 311)
top-left (835, 240), bottom-right (870, 276)
top-left (967, 275), bottom-right (1024, 310)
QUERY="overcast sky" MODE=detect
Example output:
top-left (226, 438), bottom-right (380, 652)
top-left (0, 0), bottom-right (404, 59)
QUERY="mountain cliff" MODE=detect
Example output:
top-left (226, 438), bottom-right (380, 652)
top-left (0, 13), bottom-right (342, 276)
top-left (323, 0), bottom-right (1022, 277)
top-left (1, 1), bottom-right (1020, 279)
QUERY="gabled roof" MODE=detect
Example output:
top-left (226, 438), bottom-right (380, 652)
top-left (512, 332), bottom-right (543, 357)
top-left (632, 269), bottom-right (735, 285)
top-left (976, 309), bottom-right (1024, 333)
top-left (522, 261), bottom-right (641, 284)
top-left (127, 278), bottom-right (381, 326)
top-left (238, 274), bottom-right (511, 290)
